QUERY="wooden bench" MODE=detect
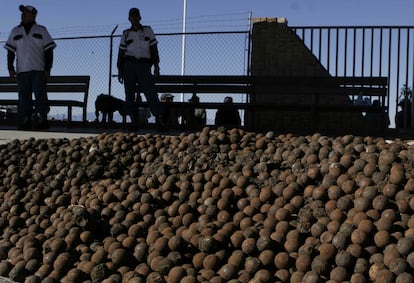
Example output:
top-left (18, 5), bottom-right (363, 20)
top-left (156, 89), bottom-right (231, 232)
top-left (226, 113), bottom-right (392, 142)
top-left (152, 75), bottom-right (253, 95)
top-left (137, 75), bottom-right (388, 132)
top-left (135, 75), bottom-right (252, 128)
top-left (143, 75), bottom-right (387, 111)
top-left (250, 76), bottom-right (388, 109)
top-left (140, 75), bottom-right (252, 110)
top-left (0, 75), bottom-right (90, 125)
top-left (249, 75), bottom-right (389, 132)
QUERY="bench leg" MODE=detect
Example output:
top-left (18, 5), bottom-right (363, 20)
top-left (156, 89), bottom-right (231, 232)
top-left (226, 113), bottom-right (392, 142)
top-left (68, 106), bottom-right (72, 127)
top-left (83, 108), bottom-right (87, 127)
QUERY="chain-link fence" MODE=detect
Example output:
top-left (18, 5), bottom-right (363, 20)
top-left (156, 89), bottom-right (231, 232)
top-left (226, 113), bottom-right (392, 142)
top-left (0, 30), bottom-right (250, 123)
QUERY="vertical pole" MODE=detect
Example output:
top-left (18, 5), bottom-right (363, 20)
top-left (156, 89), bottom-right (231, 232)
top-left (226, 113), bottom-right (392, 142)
top-left (408, 28), bottom-right (414, 128)
top-left (370, 28), bottom-right (374, 77)
top-left (180, 0), bottom-right (187, 103)
top-left (344, 29), bottom-right (348, 75)
top-left (246, 11), bottom-right (252, 76)
top-left (352, 28), bottom-right (356, 76)
top-left (108, 25), bottom-right (118, 96)
top-left (412, 28), bottom-right (414, 128)
top-left (335, 28), bottom-right (339, 76)
top-left (361, 28), bottom-right (365, 76)
top-left (327, 28), bottom-right (330, 72)
top-left (244, 11), bottom-right (252, 128)
top-left (397, 28), bottom-right (403, 127)
top-left (388, 28), bottom-right (392, 121)
top-left (318, 28), bottom-right (322, 62)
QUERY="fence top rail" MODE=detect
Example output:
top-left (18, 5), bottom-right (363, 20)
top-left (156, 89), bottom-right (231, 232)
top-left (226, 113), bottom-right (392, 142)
top-left (0, 76), bottom-right (90, 93)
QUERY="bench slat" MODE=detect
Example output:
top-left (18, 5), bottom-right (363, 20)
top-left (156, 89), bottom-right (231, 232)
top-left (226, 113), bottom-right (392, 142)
top-left (0, 85), bottom-right (90, 92)
top-left (153, 85), bottom-right (252, 94)
top-left (155, 75), bottom-right (252, 84)
top-left (0, 75), bottom-right (90, 125)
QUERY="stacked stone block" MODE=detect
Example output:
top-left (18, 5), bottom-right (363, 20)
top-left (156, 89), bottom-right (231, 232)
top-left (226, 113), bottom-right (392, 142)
top-left (249, 17), bottom-right (365, 133)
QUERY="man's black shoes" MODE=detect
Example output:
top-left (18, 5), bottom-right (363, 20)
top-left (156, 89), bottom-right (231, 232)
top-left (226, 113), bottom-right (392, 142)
top-left (18, 113), bottom-right (50, 130)
top-left (17, 115), bottom-right (31, 130)
top-left (32, 114), bottom-right (50, 130)
top-left (155, 115), bottom-right (168, 133)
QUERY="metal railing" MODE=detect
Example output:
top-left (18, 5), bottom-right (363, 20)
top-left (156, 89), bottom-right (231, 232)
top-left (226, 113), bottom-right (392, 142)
top-left (291, 25), bottom-right (414, 128)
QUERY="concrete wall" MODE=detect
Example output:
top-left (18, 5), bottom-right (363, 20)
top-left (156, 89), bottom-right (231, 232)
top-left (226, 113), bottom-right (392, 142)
top-left (249, 18), bottom-right (365, 134)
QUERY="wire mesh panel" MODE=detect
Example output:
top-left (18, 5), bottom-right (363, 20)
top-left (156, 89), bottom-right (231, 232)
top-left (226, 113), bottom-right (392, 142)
top-left (52, 36), bottom-right (111, 121)
top-left (53, 31), bottom-right (250, 123)
top-left (0, 31), bottom-right (249, 123)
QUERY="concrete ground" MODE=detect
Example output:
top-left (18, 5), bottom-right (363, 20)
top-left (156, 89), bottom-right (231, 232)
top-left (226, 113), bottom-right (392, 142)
top-left (1, 123), bottom-right (413, 146)
top-left (0, 125), bottom-right (108, 145)
top-left (0, 124), bottom-right (181, 145)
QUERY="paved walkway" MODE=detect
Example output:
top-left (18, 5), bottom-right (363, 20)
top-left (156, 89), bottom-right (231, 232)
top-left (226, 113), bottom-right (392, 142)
top-left (0, 125), bottom-right (109, 145)
top-left (1, 124), bottom-right (413, 146)
top-left (0, 129), bottom-right (100, 145)
top-left (0, 125), bottom-right (179, 145)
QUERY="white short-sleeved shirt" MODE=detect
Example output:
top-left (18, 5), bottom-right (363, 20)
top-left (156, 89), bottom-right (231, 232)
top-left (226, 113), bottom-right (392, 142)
top-left (119, 26), bottom-right (158, 59)
top-left (4, 23), bottom-right (56, 73)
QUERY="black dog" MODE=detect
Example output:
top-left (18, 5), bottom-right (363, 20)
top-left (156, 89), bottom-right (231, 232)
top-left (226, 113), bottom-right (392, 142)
top-left (95, 93), bottom-right (126, 124)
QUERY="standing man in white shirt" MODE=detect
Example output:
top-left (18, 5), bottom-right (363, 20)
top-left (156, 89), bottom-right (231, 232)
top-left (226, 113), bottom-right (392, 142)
top-left (117, 7), bottom-right (164, 131)
top-left (4, 5), bottom-right (56, 130)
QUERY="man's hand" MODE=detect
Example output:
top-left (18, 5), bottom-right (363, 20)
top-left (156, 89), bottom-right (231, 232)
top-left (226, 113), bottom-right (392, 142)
top-left (43, 70), bottom-right (51, 81)
top-left (118, 70), bottom-right (124, 84)
top-left (8, 69), bottom-right (16, 79)
top-left (153, 65), bottom-right (160, 77)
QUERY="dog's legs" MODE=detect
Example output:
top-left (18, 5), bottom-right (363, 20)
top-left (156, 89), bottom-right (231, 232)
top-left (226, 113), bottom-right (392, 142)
top-left (95, 110), bottom-right (100, 122)
top-left (102, 112), bottom-right (108, 123)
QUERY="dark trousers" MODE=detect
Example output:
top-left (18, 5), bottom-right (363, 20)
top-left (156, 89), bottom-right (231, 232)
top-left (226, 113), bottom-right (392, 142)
top-left (17, 71), bottom-right (49, 117)
top-left (123, 61), bottom-right (162, 117)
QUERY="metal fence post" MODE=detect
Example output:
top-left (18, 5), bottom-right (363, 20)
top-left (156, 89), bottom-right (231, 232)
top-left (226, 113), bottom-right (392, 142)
top-left (108, 25), bottom-right (118, 96)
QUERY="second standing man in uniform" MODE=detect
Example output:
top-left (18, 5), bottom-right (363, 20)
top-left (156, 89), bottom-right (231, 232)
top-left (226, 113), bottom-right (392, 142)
top-left (117, 7), bottom-right (163, 130)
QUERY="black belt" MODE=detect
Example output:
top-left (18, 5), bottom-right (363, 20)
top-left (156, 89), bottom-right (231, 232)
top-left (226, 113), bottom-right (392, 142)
top-left (125, 56), bottom-right (151, 63)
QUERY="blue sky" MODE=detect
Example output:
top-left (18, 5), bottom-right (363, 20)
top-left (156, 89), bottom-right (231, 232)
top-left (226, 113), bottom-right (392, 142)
top-left (1, 0), bottom-right (413, 39)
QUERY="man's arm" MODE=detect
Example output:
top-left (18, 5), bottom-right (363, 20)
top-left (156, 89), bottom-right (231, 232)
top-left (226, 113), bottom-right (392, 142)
top-left (150, 44), bottom-right (160, 77)
top-left (117, 49), bottom-right (126, 83)
top-left (44, 49), bottom-right (54, 71)
top-left (7, 50), bottom-right (16, 78)
top-left (43, 49), bottom-right (54, 80)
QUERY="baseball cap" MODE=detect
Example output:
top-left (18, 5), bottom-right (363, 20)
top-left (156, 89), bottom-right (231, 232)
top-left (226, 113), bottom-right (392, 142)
top-left (19, 5), bottom-right (37, 15)
top-left (188, 95), bottom-right (200, 103)
top-left (129, 8), bottom-right (140, 17)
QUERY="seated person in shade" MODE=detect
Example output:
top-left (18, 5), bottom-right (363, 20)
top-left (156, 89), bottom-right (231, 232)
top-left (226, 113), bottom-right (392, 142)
top-left (354, 92), bottom-right (371, 105)
top-left (365, 99), bottom-right (381, 129)
top-left (160, 93), bottom-right (179, 128)
top-left (215, 96), bottom-right (241, 128)
top-left (185, 94), bottom-right (206, 129)
top-left (396, 97), bottom-right (412, 128)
